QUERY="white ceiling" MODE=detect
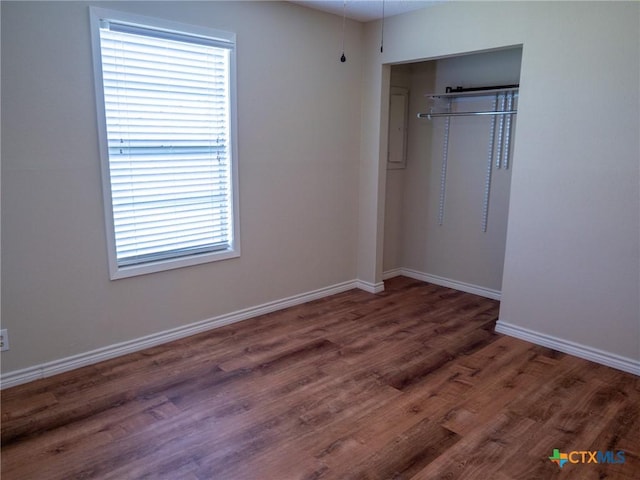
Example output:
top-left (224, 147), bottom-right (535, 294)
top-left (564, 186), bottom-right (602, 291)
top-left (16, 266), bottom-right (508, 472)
top-left (290, 0), bottom-right (441, 23)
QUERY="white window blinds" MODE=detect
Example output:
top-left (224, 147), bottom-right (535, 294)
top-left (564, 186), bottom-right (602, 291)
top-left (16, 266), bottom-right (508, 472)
top-left (96, 17), bottom-right (237, 272)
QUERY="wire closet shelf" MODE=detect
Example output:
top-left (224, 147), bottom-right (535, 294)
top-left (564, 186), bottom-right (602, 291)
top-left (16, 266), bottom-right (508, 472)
top-left (417, 86), bottom-right (519, 119)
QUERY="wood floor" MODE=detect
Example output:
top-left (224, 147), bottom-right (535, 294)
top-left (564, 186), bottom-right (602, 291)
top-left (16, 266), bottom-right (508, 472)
top-left (1, 277), bottom-right (639, 479)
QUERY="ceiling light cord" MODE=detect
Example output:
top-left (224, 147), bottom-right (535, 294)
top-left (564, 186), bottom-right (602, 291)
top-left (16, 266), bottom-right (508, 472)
top-left (340, 0), bottom-right (347, 62)
top-left (380, 0), bottom-right (385, 53)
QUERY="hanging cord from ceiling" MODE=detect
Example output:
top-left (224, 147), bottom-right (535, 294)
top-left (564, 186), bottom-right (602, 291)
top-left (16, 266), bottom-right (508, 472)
top-left (340, 0), bottom-right (347, 62)
top-left (380, 0), bottom-right (385, 53)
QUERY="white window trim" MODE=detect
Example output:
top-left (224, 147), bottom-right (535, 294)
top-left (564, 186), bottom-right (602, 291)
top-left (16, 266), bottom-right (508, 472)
top-left (89, 7), bottom-right (240, 280)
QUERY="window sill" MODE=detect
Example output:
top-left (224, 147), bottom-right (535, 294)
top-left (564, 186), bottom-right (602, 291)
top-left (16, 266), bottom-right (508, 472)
top-left (109, 247), bottom-right (240, 280)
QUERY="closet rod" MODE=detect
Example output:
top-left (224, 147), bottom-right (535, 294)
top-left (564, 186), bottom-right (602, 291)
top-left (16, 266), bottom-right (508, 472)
top-left (417, 110), bottom-right (517, 119)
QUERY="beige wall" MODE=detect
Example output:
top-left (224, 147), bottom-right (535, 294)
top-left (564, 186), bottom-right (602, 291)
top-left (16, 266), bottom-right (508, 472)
top-left (361, 1), bottom-right (640, 362)
top-left (1, 1), bottom-right (363, 373)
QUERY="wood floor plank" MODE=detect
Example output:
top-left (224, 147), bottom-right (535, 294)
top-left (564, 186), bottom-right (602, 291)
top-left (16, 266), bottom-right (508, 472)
top-left (344, 417), bottom-right (460, 480)
top-left (2, 277), bottom-right (638, 480)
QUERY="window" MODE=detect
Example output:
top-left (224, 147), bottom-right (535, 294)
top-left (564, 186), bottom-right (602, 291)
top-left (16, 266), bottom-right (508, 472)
top-left (90, 8), bottom-right (239, 279)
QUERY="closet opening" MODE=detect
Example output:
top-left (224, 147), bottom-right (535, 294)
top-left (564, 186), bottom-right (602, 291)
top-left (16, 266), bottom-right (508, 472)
top-left (383, 47), bottom-right (523, 299)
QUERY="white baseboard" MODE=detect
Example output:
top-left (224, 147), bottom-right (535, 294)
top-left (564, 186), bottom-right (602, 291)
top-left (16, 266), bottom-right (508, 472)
top-left (356, 279), bottom-right (385, 294)
top-left (1, 279), bottom-right (362, 389)
top-left (383, 268), bottom-right (501, 300)
top-left (382, 268), bottom-right (403, 280)
top-left (495, 320), bottom-right (640, 376)
top-left (6, 278), bottom-right (635, 390)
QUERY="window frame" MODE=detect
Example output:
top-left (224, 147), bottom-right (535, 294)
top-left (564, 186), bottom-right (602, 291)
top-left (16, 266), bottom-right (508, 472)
top-left (89, 7), bottom-right (240, 280)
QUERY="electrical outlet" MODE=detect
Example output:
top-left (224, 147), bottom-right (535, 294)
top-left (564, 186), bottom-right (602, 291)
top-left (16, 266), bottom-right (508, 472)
top-left (0, 329), bottom-right (9, 352)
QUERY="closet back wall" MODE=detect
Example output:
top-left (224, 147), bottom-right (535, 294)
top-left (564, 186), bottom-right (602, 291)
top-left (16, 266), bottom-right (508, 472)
top-left (384, 49), bottom-right (522, 293)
